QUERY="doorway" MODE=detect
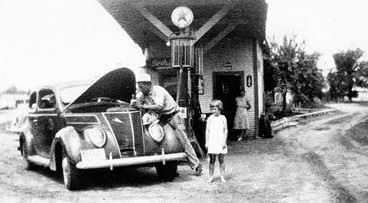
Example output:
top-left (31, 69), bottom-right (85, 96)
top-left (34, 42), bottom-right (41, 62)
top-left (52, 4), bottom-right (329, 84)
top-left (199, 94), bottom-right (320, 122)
top-left (213, 72), bottom-right (244, 141)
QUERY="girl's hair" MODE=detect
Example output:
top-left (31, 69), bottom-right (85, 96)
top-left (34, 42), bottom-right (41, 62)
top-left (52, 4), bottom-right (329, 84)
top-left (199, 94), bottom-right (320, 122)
top-left (210, 100), bottom-right (224, 110)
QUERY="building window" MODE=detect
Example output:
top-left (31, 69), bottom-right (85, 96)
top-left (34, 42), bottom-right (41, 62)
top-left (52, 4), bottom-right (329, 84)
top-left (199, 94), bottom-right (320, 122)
top-left (159, 70), bottom-right (178, 99)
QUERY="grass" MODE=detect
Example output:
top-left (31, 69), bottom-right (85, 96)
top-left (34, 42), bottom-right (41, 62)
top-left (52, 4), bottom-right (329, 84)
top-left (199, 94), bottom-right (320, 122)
top-left (345, 120), bottom-right (368, 146)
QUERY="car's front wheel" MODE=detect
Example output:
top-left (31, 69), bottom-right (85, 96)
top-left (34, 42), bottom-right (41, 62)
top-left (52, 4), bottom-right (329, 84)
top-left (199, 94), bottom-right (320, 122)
top-left (62, 151), bottom-right (80, 190)
top-left (155, 161), bottom-right (178, 180)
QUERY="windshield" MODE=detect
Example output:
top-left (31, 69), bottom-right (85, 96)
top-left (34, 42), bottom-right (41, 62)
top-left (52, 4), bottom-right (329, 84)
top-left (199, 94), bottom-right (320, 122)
top-left (60, 85), bottom-right (89, 107)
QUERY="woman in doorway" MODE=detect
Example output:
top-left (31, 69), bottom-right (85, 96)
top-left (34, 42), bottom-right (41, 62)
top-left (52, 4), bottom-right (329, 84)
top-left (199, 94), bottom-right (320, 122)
top-left (233, 89), bottom-right (251, 141)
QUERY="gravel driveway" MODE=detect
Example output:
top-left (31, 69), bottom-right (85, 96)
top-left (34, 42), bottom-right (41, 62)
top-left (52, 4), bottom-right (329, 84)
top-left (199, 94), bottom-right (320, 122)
top-left (1, 103), bottom-right (368, 203)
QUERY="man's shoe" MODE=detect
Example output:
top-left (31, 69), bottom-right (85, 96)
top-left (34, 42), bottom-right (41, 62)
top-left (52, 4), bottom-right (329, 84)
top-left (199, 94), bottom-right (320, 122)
top-left (195, 163), bottom-right (202, 176)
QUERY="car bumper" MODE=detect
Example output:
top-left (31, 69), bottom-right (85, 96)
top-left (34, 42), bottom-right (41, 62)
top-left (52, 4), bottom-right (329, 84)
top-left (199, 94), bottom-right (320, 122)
top-left (76, 152), bottom-right (186, 170)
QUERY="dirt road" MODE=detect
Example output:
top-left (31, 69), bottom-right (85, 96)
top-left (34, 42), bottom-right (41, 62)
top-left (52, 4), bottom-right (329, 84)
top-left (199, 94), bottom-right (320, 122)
top-left (1, 103), bottom-right (368, 203)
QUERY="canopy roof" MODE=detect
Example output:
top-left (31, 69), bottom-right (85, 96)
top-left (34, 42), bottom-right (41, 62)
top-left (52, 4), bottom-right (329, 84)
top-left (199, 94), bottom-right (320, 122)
top-left (98, 0), bottom-right (267, 51)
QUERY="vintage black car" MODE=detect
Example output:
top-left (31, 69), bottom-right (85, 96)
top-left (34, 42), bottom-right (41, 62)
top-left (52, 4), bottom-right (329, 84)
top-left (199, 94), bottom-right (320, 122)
top-left (19, 68), bottom-right (186, 190)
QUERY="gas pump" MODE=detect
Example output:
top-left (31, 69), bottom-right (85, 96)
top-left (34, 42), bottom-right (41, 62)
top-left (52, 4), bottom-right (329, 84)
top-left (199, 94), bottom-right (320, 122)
top-left (169, 6), bottom-right (204, 157)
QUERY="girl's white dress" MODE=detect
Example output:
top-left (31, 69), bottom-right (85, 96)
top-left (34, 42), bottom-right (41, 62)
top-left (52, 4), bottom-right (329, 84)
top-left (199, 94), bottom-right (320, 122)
top-left (206, 115), bottom-right (228, 154)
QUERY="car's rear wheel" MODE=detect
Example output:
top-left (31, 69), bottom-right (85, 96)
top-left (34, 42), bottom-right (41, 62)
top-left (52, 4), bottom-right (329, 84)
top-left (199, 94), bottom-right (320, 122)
top-left (62, 151), bottom-right (80, 190)
top-left (155, 161), bottom-right (178, 180)
top-left (21, 140), bottom-right (34, 170)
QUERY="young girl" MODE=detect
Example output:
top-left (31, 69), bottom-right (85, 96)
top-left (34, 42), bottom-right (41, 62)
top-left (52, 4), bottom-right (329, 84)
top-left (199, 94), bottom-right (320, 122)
top-left (205, 100), bottom-right (228, 183)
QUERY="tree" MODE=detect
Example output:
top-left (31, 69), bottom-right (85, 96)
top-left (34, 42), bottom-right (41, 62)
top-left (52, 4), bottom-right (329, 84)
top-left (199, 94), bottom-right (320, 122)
top-left (268, 35), bottom-right (325, 110)
top-left (327, 71), bottom-right (343, 101)
top-left (2, 86), bottom-right (29, 95)
top-left (293, 52), bottom-right (325, 105)
top-left (330, 49), bottom-right (368, 101)
top-left (269, 36), bottom-right (303, 111)
top-left (3, 86), bottom-right (18, 94)
top-left (355, 61), bottom-right (368, 87)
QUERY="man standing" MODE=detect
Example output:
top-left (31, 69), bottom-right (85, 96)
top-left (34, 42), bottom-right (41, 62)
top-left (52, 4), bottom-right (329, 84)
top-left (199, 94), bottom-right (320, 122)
top-left (132, 73), bottom-right (202, 175)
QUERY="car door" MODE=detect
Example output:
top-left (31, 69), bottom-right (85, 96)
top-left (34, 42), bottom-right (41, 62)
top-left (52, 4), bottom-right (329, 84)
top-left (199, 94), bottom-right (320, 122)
top-left (30, 88), bottom-right (62, 158)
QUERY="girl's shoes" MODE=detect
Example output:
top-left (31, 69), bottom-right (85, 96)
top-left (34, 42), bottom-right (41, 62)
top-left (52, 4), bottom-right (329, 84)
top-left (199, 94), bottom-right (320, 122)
top-left (221, 176), bottom-right (227, 183)
top-left (237, 136), bottom-right (243, 142)
top-left (207, 177), bottom-right (213, 183)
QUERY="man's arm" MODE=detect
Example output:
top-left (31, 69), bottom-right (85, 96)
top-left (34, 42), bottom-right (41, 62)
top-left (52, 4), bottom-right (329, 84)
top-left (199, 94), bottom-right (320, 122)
top-left (137, 103), bottom-right (163, 111)
top-left (132, 95), bottom-right (163, 111)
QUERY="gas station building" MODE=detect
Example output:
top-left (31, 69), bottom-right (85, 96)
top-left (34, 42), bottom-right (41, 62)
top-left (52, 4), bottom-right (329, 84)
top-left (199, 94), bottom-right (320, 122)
top-left (98, 0), bottom-right (268, 141)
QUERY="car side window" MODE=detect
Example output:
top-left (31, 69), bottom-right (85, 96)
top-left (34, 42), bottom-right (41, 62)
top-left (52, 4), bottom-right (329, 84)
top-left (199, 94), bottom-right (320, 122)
top-left (38, 89), bottom-right (56, 110)
top-left (29, 92), bottom-right (37, 110)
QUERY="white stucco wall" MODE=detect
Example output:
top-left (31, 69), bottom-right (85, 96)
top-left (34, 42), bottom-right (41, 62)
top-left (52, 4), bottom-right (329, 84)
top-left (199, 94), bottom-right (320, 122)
top-left (200, 38), bottom-right (256, 136)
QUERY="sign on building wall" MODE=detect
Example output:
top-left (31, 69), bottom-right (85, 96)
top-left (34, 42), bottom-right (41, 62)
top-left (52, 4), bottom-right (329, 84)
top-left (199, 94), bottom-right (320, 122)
top-left (148, 58), bottom-right (171, 70)
top-left (224, 61), bottom-right (232, 70)
top-left (246, 75), bottom-right (252, 87)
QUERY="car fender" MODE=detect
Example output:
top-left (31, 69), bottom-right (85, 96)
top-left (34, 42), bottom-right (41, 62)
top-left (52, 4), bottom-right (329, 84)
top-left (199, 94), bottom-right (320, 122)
top-left (49, 126), bottom-right (83, 170)
top-left (19, 125), bottom-right (36, 156)
top-left (144, 123), bottom-right (185, 154)
top-left (162, 124), bottom-right (185, 151)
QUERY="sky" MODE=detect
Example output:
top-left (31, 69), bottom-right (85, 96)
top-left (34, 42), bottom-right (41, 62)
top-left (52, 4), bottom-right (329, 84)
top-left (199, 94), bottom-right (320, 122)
top-left (1, 0), bottom-right (368, 91)
top-left (266, 0), bottom-right (368, 74)
top-left (0, 0), bottom-right (145, 92)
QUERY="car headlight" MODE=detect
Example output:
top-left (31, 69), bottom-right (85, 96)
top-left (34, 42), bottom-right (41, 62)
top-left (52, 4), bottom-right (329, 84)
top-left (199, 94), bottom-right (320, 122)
top-left (84, 127), bottom-right (107, 148)
top-left (148, 123), bottom-right (164, 143)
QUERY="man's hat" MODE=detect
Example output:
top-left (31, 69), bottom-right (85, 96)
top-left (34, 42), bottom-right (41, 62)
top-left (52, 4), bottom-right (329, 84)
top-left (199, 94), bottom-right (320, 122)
top-left (136, 73), bottom-right (152, 83)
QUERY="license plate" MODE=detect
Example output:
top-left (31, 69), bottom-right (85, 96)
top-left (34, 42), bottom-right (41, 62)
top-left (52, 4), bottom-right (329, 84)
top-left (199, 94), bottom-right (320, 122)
top-left (81, 149), bottom-right (106, 161)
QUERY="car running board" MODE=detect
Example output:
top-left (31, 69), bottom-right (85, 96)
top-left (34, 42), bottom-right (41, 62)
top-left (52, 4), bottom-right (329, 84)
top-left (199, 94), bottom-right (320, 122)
top-left (28, 155), bottom-right (50, 167)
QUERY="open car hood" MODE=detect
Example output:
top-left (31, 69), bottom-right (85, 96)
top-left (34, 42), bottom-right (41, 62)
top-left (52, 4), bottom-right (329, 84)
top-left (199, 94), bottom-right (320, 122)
top-left (66, 67), bottom-right (136, 108)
